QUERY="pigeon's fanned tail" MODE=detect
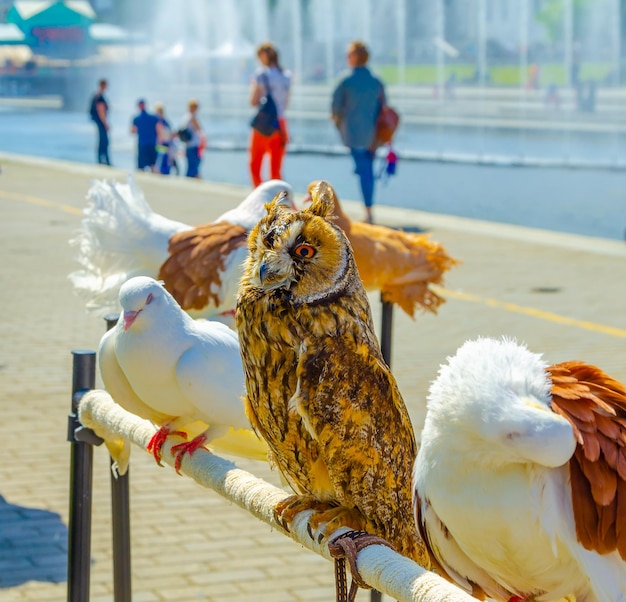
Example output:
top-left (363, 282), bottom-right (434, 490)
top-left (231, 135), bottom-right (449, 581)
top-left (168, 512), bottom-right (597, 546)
top-left (209, 428), bottom-right (269, 462)
top-left (68, 176), bottom-right (190, 315)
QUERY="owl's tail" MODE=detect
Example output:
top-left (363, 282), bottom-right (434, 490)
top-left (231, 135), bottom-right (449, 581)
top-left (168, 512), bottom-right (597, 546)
top-left (68, 176), bottom-right (191, 315)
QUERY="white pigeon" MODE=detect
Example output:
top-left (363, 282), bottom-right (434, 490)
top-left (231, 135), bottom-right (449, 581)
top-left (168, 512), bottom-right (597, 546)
top-left (69, 177), bottom-right (294, 321)
top-left (98, 276), bottom-right (268, 474)
top-left (413, 337), bottom-right (626, 602)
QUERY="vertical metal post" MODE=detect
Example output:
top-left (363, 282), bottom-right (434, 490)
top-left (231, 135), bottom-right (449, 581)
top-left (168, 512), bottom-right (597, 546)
top-left (435, 0), bottom-right (445, 99)
top-left (372, 296), bottom-right (394, 602)
top-left (396, 0), bottom-right (406, 86)
top-left (67, 350), bottom-right (96, 602)
top-left (477, 0), bottom-right (487, 87)
top-left (362, 0), bottom-right (371, 43)
top-left (477, 0), bottom-right (487, 158)
top-left (105, 313), bottom-right (132, 602)
top-left (612, 0), bottom-right (621, 87)
top-left (370, 586), bottom-right (383, 602)
top-left (324, 0), bottom-right (334, 84)
top-left (111, 457), bottom-right (132, 602)
top-left (518, 0), bottom-right (529, 160)
top-left (563, 0), bottom-right (573, 88)
top-left (380, 296), bottom-right (394, 367)
top-left (292, 0), bottom-right (303, 91)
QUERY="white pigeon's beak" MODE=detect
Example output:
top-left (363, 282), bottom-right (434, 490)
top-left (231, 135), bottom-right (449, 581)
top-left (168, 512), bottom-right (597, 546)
top-left (123, 310), bottom-right (140, 331)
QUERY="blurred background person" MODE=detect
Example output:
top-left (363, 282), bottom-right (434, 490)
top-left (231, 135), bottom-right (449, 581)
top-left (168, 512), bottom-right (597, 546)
top-left (130, 99), bottom-right (158, 172)
top-left (331, 40), bottom-right (386, 224)
top-left (89, 78), bottom-right (110, 166)
top-left (249, 42), bottom-right (291, 186)
top-left (180, 98), bottom-right (204, 179)
top-left (154, 102), bottom-right (177, 175)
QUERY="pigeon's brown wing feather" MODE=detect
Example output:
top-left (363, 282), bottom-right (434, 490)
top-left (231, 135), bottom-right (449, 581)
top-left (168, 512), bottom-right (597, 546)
top-left (158, 222), bottom-right (248, 311)
top-left (549, 361), bottom-right (626, 559)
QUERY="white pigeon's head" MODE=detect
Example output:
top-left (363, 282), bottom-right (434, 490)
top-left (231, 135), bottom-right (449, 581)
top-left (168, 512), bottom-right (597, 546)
top-left (216, 180), bottom-right (295, 229)
top-left (422, 337), bottom-right (576, 468)
top-left (118, 276), bottom-right (177, 332)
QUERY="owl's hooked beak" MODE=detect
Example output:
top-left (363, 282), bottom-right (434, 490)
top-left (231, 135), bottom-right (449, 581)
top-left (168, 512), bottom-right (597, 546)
top-left (259, 260), bottom-right (270, 284)
top-left (258, 255), bottom-right (292, 289)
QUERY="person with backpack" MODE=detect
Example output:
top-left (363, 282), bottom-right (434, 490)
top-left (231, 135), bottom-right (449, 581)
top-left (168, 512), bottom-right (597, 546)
top-left (248, 42), bottom-right (291, 186)
top-left (179, 99), bottom-right (204, 179)
top-left (154, 103), bottom-right (178, 176)
top-left (89, 78), bottom-right (111, 166)
top-left (331, 41), bottom-right (386, 224)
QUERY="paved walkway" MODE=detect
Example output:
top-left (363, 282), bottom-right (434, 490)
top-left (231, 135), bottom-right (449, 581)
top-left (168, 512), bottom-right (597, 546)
top-left (0, 153), bottom-right (624, 601)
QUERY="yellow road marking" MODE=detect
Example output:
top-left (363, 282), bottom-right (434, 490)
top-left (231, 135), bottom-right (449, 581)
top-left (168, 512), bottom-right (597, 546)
top-left (0, 188), bottom-right (83, 216)
top-left (435, 287), bottom-right (626, 339)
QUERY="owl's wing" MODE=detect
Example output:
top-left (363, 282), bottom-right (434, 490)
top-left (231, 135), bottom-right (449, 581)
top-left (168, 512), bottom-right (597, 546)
top-left (549, 361), bottom-right (626, 559)
top-left (295, 335), bottom-right (416, 517)
top-left (158, 222), bottom-right (248, 313)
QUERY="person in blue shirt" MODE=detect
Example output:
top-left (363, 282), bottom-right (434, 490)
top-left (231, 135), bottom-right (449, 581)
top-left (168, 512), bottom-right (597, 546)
top-left (130, 99), bottom-right (159, 172)
top-left (331, 40), bottom-right (386, 224)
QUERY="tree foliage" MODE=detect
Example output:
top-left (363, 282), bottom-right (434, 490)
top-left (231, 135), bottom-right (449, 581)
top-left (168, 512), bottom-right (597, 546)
top-left (535, 0), bottom-right (589, 42)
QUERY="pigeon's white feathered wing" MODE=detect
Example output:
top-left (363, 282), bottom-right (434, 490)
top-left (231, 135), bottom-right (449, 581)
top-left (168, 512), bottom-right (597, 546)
top-left (70, 177), bottom-right (293, 319)
top-left (98, 277), bottom-right (268, 473)
top-left (413, 337), bottom-right (626, 602)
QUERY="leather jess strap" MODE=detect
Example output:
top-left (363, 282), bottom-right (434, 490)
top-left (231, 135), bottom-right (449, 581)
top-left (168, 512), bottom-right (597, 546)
top-left (328, 530), bottom-right (396, 602)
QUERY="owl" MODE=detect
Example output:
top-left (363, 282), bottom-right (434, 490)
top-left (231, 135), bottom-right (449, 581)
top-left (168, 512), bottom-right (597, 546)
top-left (235, 180), bottom-right (427, 566)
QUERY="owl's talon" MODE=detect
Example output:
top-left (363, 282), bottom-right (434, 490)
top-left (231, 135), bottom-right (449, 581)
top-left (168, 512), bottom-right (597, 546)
top-left (307, 522), bottom-right (314, 540)
top-left (280, 517), bottom-right (290, 533)
top-left (317, 532), bottom-right (325, 544)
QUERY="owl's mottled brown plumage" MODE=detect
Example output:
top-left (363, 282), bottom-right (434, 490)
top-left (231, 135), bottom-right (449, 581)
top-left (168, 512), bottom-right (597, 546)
top-left (235, 181), bottom-right (427, 566)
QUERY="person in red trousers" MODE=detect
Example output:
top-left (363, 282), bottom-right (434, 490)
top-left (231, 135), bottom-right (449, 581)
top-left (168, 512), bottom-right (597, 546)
top-left (249, 42), bottom-right (292, 186)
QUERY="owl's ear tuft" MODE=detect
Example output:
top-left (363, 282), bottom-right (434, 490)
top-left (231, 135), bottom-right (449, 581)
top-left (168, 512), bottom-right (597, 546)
top-left (305, 181), bottom-right (335, 219)
top-left (265, 191), bottom-right (293, 218)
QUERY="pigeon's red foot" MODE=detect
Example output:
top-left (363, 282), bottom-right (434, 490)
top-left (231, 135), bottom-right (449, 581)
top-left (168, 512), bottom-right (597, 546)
top-left (508, 597), bottom-right (526, 602)
top-left (170, 433), bottom-right (208, 474)
top-left (146, 426), bottom-right (186, 466)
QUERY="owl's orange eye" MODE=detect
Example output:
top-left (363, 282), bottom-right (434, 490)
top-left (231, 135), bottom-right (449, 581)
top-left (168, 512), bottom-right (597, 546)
top-left (293, 244), bottom-right (315, 258)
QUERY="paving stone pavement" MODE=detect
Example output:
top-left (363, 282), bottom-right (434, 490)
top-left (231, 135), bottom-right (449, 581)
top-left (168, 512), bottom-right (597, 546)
top-left (0, 153), bottom-right (624, 601)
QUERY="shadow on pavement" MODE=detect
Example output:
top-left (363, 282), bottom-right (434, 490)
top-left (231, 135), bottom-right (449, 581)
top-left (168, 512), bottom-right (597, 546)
top-left (0, 494), bottom-right (67, 587)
